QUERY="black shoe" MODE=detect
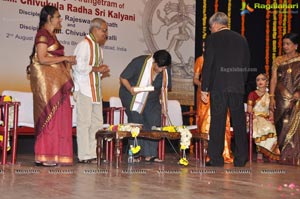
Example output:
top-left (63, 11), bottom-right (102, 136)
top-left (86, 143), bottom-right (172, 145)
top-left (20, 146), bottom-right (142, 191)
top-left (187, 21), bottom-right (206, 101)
top-left (205, 161), bottom-right (224, 167)
top-left (35, 162), bottom-right (57, 167)
top-left (234, 161), bottom-right (247, 167)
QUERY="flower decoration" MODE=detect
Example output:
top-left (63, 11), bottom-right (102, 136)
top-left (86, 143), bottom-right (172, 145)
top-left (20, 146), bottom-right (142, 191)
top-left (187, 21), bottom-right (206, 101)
top-left (0, 95), bottom-right (15, 151)
top-left (108, 124), bottom-right (141, 154)
top-left (179, 157), bottom-right (189, 166)
top-left (155, 125), bottom-right (192, 166)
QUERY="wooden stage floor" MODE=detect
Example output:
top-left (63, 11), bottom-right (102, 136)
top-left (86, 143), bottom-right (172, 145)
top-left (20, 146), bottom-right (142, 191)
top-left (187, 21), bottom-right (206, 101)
top-left (0, 153), bottom-right (299, 199)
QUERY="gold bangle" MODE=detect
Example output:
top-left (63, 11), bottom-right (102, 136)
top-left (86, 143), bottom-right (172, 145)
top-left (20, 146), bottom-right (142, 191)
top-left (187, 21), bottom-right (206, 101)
top-left (269, 94), bottom-right (275, 97)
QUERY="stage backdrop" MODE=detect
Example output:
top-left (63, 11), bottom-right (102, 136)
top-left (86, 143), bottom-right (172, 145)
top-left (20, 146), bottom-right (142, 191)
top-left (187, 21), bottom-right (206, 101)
top-left (0, 0), bottom-right (196, 105)
top-left (196, 0), bottom-right (300, 95)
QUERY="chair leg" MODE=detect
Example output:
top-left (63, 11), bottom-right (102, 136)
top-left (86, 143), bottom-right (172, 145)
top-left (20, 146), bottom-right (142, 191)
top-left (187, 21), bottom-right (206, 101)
top-left (1, 132), bottom-right (8, 165)
top-left (105, 140), bottom-right (109, 162)
top-left (162, 138), bottom-right (165, 160)
top-left (109, 140), bottom-right (113, 163)
top-left (189, 143), bottom-right (194, 154)
top-left (195, 141), bottom-right (199, 160)
top-left (199, 140), bottom-right (203, 164)
top-left (119, 141), bottom-right (123, 162)
top-left (12, 102), bottom-right (19, 164)
top-left (11, 132), bottom-right (17, 164)
top-left (249, 139), bottom-right (253, 164)
top-left (1, 104), bottom-right (9, 165)
top-left (158, 139), bottom-right (162, 160)
top-left (97, 138), bottom-right (102, 166)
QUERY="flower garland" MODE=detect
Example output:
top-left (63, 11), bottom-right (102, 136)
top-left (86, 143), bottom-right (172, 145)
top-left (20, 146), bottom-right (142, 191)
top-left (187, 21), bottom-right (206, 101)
top-left (265, 0), bottom-right (270, 77)
top-left (214, 0), bottom-right (218, 12)
top-left (202, 0), bottom-right (207, 40)
top-left (272, 0), bottom-right (278, 62)
top-left (227, 0), bottom-right (232, 29)
top-left (108, 124), bottom-right (192, 166)
top-left (282, 0), bottom-right (287, 36)
top-left (277, 0), bottom-right (283, 56)
top-left (159, 125), bottom-right (192, 166)
top-left (287, 0), bottom-right (292, 33)
top-left (241, 0), bottom-right (246, 36)
top-left (108, 124), bottom-right (141, 154)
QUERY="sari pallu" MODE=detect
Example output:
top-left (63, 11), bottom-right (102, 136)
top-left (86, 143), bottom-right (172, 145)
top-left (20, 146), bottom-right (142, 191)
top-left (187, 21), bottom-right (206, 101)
top-left (275, 55), bottom-right (300, 165)
top-left (30, 29), bottom-right (74, 165)
top-left (249, 92), bottom-right (280, 160)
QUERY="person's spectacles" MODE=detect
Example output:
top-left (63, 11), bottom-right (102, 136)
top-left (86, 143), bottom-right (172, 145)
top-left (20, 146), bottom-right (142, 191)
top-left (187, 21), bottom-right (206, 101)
top-left (98, 28), bottom-right (108, 33)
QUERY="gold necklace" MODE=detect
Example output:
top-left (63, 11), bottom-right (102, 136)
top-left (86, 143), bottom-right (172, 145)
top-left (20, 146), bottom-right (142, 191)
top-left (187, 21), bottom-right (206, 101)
top-left (287, 63), bottom-right (292, 73)
top-left (256, 89), bottom-right (266, 93)
top-left (286, 53), bottom-right (299, 73)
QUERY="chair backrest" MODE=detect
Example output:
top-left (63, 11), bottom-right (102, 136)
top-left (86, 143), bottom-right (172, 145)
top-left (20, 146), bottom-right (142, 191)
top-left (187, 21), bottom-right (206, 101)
top-left (109, 96), bottom-right (128, 124)
top-left (2, 90), bottom-right (34, 128)
top-left (165, 100), bottom-right (183, 126)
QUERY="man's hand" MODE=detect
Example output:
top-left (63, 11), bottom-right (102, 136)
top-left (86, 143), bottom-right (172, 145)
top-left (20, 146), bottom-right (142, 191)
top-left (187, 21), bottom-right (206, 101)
top-left (201, 91), bottom-right (209, 104)
top-left (98, 64), bottom-right (110, 73)
top-left (92, 64), bottom-right (110, 73)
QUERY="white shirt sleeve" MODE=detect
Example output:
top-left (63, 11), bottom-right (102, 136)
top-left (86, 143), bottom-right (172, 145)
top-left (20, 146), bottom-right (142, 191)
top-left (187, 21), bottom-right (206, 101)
top-left (73, 40), bottom-right (92, 75)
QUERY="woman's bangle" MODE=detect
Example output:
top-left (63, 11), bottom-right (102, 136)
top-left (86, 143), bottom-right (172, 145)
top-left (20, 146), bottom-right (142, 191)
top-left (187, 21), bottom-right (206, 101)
top-left (269, 94), bottom-right (275, 97)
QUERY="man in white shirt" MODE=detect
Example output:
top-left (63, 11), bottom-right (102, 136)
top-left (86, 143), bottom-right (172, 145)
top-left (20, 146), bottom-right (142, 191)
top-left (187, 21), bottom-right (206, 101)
top-left (73, 18), bottom-right (110, 163)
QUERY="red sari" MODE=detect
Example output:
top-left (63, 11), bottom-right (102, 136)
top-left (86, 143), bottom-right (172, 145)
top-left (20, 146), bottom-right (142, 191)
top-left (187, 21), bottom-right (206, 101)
top-left (30, 29), bottom-right (74, 165)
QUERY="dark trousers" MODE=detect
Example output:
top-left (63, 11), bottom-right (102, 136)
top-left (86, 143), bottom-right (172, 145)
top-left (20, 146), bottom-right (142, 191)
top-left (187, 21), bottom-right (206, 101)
top-left (209, 92), bottom-right (248, 165)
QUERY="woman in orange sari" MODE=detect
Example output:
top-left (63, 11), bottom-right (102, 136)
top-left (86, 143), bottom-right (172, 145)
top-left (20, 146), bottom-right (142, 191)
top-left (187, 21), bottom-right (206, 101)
top-left (29, 6), bottom-right (76, 166)
top-left (194, 53), bottom-right (233, 163)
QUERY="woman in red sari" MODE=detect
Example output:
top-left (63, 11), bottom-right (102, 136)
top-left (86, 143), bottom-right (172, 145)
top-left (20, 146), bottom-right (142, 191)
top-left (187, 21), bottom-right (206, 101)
top-left (29, 6), bottom-right (76, 166)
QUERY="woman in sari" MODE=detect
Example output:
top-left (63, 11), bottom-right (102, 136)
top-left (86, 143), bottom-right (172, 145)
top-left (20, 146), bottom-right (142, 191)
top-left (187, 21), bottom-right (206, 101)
top-left (270, 32), bottom-right (300, 166)
top-left (247, 73), bottom-right (280, 162)
top-left (29, 6), bottom-right (76, 166)
top-left (194, 52), bottom-right (233, 163)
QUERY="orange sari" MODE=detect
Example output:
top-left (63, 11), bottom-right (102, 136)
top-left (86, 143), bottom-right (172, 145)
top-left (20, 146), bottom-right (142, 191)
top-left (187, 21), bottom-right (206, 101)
top-left (194, 56), bottom-right (233, 163)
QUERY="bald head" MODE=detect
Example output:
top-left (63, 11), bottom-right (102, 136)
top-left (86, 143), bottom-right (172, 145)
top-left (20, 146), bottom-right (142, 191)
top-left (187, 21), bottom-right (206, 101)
top-left (89, 18), bottom-right (107, 33)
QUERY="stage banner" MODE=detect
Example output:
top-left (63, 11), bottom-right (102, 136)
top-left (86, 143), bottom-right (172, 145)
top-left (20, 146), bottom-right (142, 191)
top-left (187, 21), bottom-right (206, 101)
top-left (0, 0), bottom-right (195, 105)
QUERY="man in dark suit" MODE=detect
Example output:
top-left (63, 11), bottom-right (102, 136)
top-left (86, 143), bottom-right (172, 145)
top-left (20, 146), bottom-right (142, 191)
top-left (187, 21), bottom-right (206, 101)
top-left (201, 12), bottom-right (250, 167)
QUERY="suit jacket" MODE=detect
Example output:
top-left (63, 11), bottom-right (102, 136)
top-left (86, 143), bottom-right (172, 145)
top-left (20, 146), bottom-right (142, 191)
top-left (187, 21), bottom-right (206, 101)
top-left (201, 29), bottom-right (250, 94)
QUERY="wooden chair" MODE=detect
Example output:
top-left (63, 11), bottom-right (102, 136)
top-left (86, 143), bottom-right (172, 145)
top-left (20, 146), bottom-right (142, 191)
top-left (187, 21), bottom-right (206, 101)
top-left (0, 101), bottom-right (20, 164)
top-left (2, 91), bottom-right (35, 136)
